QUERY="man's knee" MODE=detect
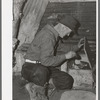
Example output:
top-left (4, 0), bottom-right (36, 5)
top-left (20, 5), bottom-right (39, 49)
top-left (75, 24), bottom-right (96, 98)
top-left (31, 65), bottom-right (50, 86)
top-left (65, 75), bottom-right (74, 89)
top-left (53, 73), bottom-right (74, 90)
top-left (21, 63), bottom-right (50, 86)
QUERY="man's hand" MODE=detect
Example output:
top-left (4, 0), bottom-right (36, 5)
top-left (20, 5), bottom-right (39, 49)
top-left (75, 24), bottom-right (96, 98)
top-left (78, 38), bottom-right (84, 49)
top-left (65, 51), bottom-right (77, 60)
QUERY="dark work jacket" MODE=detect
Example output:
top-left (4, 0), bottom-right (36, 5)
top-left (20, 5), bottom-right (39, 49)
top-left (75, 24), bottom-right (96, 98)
top-left (24, 24), bottom-right (79, 67)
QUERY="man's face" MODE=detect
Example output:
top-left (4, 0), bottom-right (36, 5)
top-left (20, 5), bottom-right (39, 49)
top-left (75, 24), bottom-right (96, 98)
top-left (60, 23), bottom-right (72, 38)
top-left (54, 23), bottom-right (72, 38)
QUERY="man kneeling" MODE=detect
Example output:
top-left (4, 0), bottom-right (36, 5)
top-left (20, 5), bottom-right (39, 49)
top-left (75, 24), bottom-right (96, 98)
top-left (21, 15), bottom-right (84, 98)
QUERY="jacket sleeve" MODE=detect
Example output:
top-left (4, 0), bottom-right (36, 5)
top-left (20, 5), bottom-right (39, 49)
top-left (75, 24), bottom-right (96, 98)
top-left (57, 42), bottom-right (79, 53)
top-left (40, 37), bottom-right (66, 67)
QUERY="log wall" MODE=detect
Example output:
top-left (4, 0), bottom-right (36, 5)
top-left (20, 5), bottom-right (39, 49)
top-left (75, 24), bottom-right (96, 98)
top-left (49, 0), bottom-right (96, 2)
top-left (39, 1), bottom-right (96, 53)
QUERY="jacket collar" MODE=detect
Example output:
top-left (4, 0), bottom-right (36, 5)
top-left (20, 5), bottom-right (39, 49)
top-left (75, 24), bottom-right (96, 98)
top-left (44, 24), bottom-right (59, 41)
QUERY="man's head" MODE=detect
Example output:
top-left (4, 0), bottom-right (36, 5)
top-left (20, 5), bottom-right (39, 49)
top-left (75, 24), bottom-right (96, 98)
top-left (54, 15), bottom-right (80, 38)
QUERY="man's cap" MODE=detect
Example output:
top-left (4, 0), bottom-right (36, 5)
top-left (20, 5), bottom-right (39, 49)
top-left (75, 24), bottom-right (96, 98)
top-left (58, 15), bottom-right (80, 34)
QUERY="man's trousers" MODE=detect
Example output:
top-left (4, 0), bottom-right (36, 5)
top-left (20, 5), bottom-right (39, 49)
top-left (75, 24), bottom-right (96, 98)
top-left (21, 62), bottom-right (74, 90)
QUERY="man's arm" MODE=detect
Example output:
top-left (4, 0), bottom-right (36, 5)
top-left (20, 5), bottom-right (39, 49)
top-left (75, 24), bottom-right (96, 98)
top-left (57, 42), bottom-right (79, 54)
top-left (40, 37), bottom-right (66, 67)
top-left (57, 38), bottom-right (84, 54)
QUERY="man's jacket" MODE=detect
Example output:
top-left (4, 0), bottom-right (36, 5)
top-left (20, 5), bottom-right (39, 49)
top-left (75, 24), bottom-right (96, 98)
top-left (24, 24), bottom-right (79, 67)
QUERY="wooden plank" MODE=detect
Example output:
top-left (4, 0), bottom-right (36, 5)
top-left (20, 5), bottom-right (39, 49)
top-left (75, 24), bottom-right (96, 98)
top-left (46, 2), bottom-right (96, 10)
top-left (84, 37), bottom-right (94, 69)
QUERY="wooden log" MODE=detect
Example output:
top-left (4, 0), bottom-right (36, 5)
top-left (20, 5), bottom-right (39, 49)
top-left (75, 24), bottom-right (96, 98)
top-left (60, 90), bottom-right (96, 100)
top-left (18, 0), bottom-right (49, 46)
top-left (13, 51), bottom-right (26, 72)
top-left (13, 0), bottom-right (26, 38)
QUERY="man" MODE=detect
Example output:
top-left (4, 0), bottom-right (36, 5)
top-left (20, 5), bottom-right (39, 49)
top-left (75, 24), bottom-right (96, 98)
top-left (21, 15), bottom-right (84, 90)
